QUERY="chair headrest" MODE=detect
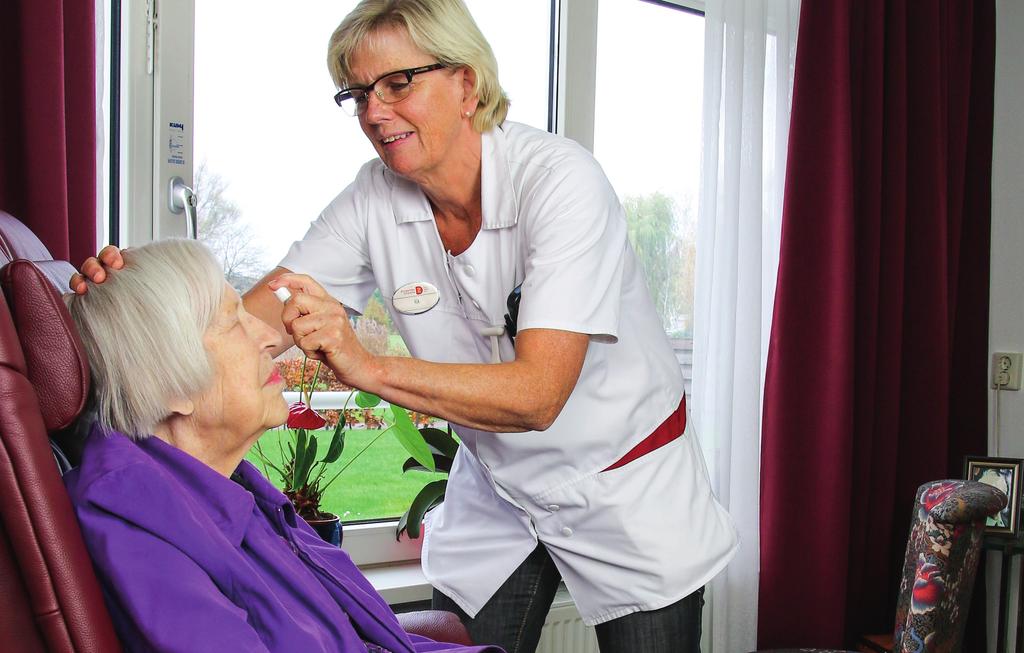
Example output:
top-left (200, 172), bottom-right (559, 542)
top-left (0, 211), bottom-right (59, 263)
top-left (918, 479), bottom-right (1008, 524)
top-left (1, 260), bottom-right (90, 431)
top-left (0, 211), bottom-right (79, 290)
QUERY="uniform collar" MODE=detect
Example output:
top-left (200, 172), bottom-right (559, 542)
top-left (390, 123), bottom-right (519, 230)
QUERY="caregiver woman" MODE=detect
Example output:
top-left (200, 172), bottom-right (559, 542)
top-left (76, 1), bottom-right (737, 651)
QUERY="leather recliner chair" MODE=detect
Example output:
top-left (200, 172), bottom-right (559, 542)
top-left (0, 212), bottom-right (471, 650)
top-left (0, 245), bottom-right (120, 651)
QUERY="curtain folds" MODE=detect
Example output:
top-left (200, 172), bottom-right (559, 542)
top-left (693, 2), bottom-right (800, 652)
top-left (0, 0), bottom-right (97, 265)
top-left (758, 1), bottom-right (995, 648)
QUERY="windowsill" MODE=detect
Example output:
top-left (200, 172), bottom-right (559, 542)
top-left (361, 560), bottom-right (433, 605)
top-left (342, 520), bottom-right (423, 567)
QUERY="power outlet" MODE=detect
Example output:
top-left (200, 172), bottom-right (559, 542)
top-left (992, 352), bottom-right (1023, 390)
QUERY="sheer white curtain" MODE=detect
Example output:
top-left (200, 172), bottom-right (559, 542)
top-left (692, 1), bottom-right (800, 651)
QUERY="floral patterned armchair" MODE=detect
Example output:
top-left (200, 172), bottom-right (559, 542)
top-left (755, 479), bottom-right (1007, 653)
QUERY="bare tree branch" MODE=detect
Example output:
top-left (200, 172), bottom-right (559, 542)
top-left (193, 161), bottom-right (269, 292)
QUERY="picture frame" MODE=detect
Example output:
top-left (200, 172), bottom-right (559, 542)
top-left (964, 456), bottom-right (1024, 537)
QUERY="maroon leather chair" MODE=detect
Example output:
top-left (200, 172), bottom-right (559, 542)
top-left (0, 214), bottom-right (472, 649)
top-left (0, 257), bottom-right (121, 651)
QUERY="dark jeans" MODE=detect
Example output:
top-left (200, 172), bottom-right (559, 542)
top-left (432, 543), bottom-right (704, 653)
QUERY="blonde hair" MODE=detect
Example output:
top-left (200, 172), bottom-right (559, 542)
top-left (327, 0), bottom-right (510, 132)
top-left (64, 239), bottom-right (224, 439)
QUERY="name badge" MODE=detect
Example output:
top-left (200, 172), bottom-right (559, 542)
top-left (392, 281), bottom-right (440, 315)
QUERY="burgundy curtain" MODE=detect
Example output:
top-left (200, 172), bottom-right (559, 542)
top-left (0, 0), bottom-right (97, 265)
top-left (758, 0), bottom-right (995, 649)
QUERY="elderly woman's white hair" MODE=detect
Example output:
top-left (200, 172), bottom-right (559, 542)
top-left (64, 239), bottom-right (224, 440)
top-left (327, 0), bottom-right (510, 133)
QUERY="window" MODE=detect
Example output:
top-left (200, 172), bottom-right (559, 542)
top-left (191, 0), bottom-right (552, 290)
top-left (189, 0), bottom-right (553, 539)
top-left (107, 0), bottom-right (704, 565)
top-left (595, 0), bottom-right (702, 340)
top-left (592, 0), bottom-right (703, 389)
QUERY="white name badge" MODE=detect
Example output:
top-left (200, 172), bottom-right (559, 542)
top-left (392, 281), bottom-right (440, 315)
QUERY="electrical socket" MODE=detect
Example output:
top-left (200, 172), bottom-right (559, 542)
top-left (992, 352), bottom-right (1023, 390)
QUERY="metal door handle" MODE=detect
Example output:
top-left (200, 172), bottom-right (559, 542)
top-left (168, 176), bottom-right (198, 239)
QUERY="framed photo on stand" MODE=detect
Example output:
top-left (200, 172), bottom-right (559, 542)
top-left (964, 456), bottom-right (1024, 537)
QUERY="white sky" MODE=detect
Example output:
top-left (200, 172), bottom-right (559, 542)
top-left (193, 0), bottom-right (703, 270)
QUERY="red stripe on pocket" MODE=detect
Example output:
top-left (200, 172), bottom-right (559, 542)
top-left (601, 395), bottom-right (687, 472)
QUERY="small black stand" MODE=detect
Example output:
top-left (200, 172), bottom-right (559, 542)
top-left (984, 534), bottom-right (1024, 653)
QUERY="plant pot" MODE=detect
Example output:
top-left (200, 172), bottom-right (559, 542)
top-left (307, 513), bottom-right (342, 546)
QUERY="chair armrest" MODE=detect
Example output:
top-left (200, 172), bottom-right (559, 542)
top-left (397, 609), bottom-right (473, 645)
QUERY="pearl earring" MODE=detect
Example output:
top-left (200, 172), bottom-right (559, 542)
top-left (465, 111), bottom-right (472, 117)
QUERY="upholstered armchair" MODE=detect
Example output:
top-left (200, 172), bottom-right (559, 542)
top-left (755, 479), bottom-right (1006, 653)
top-left (0, 213), bottom-right (473, 650)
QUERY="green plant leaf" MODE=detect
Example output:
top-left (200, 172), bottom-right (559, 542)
top-left (299, 438), bottom-right (317, 489)
top-left (402, 454), bottom-right (453, 474)
top-left (322, 420), bottom-right (347, 464)
top-left (290, 429), bottom-right (307, 490)
top-left (355, 391), bottom-right (381, 408)
top-left (390, 406), bottom-right (435, 471)
top-left (252, 440), bottom-right (285, 478)
top-left (292, 431), bottom-right (315, 489)
top-left (417, 427), bottom-right (459, 459)
top-left (396, 479), bottom-right (447, 540)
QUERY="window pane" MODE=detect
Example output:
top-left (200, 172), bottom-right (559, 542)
top-left (194, 0), bottom-right (551, 523)
top-left (468, 1), bottom-right (552, 129)
top-left (593, 1), bottom-right (703, 341)
top-left (245, 423), bottom-right (450, 522)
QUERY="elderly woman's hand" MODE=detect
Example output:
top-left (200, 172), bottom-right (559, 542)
top-left (70, 245), bottom-right (125, 294)
top-left (269, 273), bottom-right (375, 387)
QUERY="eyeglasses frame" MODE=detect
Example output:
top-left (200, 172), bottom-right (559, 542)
top-left (333, 63), bottom-right (448, 114)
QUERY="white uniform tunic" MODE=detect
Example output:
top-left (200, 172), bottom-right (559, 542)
top-left (279, 121), bottom-right (738, 626)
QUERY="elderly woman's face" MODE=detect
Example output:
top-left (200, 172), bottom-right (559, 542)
top-left (350, 25), bottom-right (474, 183)
top-left (190, 283), bottom-right (288, 441)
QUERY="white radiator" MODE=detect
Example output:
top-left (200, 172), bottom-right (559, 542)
top-left (534, 586), bottom-right (714, 653)
top-left (536, 588), bottom-right (598, 653)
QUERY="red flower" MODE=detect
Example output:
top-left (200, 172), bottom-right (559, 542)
top-left (287, 402), bottom-right (327, 429)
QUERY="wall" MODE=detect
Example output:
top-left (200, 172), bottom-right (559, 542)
top-left (988, 0), bottom-right (1024, 650)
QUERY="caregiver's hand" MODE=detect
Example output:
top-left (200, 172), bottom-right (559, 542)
top-left (70, 245), bottom-right (125, 293)
top-left (270, 273), bottom-right (374, 387)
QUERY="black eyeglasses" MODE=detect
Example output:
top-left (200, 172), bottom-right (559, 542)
top-left (333, 63), bottom-right (447, 116)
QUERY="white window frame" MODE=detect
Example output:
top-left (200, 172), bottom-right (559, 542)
top-left (113, 0), bottom-right (704, 569)
top-left (119, 0), bottom-right (196, 247)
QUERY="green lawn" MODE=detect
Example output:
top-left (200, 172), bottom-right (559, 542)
top-left (245, 427), bottom-right (447, 522)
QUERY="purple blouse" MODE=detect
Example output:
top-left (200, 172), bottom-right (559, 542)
top-left (64, 427), bottom-right (501, 653)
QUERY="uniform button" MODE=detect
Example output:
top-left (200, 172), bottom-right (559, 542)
top-left (561, 526), bottom-right (573, 537)
top-left (464, 265), bottom-right (476, 277)
top-left (547, 504), bottom-right (560, 512)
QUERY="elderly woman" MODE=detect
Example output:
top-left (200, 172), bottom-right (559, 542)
top-left (64, 239), bottom-right (501, 653)
top-left (75, 1), bottom-right (737, 651)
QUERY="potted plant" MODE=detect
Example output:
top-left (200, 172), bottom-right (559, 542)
top-left (255, 357), bottom-right (436, 545)
top-left (396, 425), bottom-right (460, 540)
